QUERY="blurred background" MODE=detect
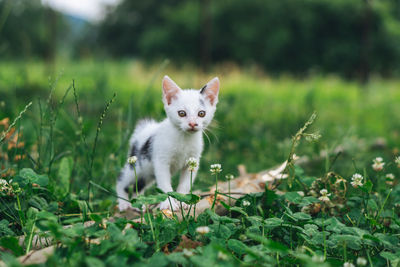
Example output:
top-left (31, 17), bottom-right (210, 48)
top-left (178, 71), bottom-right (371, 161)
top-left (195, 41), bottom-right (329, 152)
top-left (1, 0), bottom-right (400, 194)
top-left (2, 0), bottom-right (400, 78)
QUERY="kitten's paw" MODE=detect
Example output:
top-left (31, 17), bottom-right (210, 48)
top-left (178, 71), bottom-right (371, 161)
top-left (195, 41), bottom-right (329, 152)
top-left (118, 200), bottom-right (133, 212)
top-left (159, 198), bottom-right (190, 211)
top-left (181, 202), bottom-right (189, 210)
top-left (159, 198), bottom-right (179, 211)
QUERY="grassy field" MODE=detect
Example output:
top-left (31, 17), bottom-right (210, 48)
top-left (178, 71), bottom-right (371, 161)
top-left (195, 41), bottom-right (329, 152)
top-left (0, 61), bottom-right (400, 266)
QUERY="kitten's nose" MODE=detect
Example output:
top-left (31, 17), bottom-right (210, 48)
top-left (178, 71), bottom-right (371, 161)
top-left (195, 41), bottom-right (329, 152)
top-left (188, 122), bottom-right (198, 129)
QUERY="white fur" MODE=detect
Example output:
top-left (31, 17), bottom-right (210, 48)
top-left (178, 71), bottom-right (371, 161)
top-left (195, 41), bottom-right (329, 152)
top-left (117, 76), bottom-right (219, 211)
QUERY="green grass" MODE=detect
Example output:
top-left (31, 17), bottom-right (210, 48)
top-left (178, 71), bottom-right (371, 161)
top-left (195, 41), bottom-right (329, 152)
top-left (0, 60), bottom-right (399, 266)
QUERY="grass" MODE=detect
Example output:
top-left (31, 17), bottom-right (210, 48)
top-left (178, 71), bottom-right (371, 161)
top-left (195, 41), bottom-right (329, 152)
top-left (0, 60), bottom-right (399, 266)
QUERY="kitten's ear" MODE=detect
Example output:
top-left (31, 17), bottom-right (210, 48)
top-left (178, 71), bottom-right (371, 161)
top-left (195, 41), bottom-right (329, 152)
top-left (200, 77), bottom-right (220, 105)
top-left (162, 75), bottom-right (181, 105)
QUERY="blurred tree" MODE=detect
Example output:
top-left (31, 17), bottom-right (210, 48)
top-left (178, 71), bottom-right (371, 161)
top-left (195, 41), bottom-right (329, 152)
top-left (0, 0), bottom-right (66, 61)
top-left (97, 0), bottom-right (400, 78)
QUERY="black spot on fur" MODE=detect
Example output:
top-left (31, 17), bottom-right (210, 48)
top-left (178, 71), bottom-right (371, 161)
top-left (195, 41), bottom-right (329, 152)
top-left (200, 84), bottom-right (207, 94)
top-left (130, 142), bottom-right (138, 157)
top-left (128, 142), bottom-right (138, 170)
top-left (140, 135), bottom-right (153, 160)
top-left (124, 178), bottom-right (146, 194)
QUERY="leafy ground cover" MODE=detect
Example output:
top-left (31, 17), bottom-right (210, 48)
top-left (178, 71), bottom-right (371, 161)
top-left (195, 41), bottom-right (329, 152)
top-left (0, 61), bottom-right (399, 266)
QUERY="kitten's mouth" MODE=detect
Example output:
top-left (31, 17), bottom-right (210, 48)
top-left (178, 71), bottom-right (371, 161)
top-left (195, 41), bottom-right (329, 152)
top-left (187, 128), bottom-right (199, 133)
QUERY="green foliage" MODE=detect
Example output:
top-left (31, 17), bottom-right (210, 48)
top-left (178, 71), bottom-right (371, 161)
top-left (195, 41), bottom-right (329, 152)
top-left (0, 63), bottom-right (400, 266)
top-left (0, 0), bottom-right (67, 59)
top-left (97, 0), bottom-right (400, 77)
top-left (168, 192), bottom-right (200, 205)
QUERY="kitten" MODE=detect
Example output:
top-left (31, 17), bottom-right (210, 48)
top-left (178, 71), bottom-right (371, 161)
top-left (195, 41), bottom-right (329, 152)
top-left (117, 75), bottom-right (220, 211)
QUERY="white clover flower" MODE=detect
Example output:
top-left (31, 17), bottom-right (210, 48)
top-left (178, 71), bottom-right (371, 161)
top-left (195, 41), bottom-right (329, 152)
top-left (385, 173), bottom-right (395, 180)
top-left (311, 255), bottom-right (324, 263)
top-left (395, 156), bottom-right (400, 168)
top-left (351, 173), bottom-right (364, 188)
top-left (343, 262), bottom-right (355, 267)
top-left (372, 157), bottom-right (385, 171)
top-left (318, 189), bottom-right (331, 202)
top-left (301, 205), bottom-right (311, 214)
top-left (242, 200), bottom-right (251, 207)
top-left (195, 226), bottom-right (210, 235)
top-left (0, 179), bottom-right (10, 193)
top-left (210, 164), bottom-right (222, 174)
top-left (186, 157), bottom-right (198, 171)
top-left (356, 257), bottom-right (367, 266)
top-left (127, 156), bottom-right (137, 165)
top-left (225, 174), bottom-right (234, 180)
top-left (292, 154), bottom-right (300, 161)
top-left (217, 251), bottom-right (228, 260)
top-left (297, 191), bottom-right (305, 197)
top-left (183, 248), bottom-right (194, 257)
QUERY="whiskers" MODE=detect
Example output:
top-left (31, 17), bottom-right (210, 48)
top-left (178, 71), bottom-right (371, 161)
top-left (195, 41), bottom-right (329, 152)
top-left (202, 129), bottom-right (212, 144)
top-left (202, 121), bottom-right (220, 145)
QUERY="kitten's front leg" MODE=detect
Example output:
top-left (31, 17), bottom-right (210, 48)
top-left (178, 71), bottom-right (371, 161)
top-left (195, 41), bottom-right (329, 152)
top-left (116, 165), bottom-right (134, 211)
top-left (176, 164), bottom-right (198, 210)
top-left (154, 162), bottom-right (180, 210)
top-left (177, 166), bottom-right (198, 194)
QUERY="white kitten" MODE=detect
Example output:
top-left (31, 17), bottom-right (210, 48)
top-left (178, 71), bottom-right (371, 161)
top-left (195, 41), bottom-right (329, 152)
top-left (117, 75), bottom-right (220, 211)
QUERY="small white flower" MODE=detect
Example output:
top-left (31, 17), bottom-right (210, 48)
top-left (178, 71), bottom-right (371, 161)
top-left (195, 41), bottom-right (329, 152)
top-left (242, 200), bottom-right (251, 207)
top-left (356, 257), bottom-right (367, 266)
top-left (292, 154), bottom-right (300, 161)
top-left (372, 157), bottom-right (385, 171)
top-left (385, 173), bottom-right (395, 180)
top-left (225, 174), bottom-right (234, 180)
top-left (0, 179), bottom-right (10, 193)
top-left (351, 173), bottom-right (364, 188)
top-left (301, 205), bottom-right (311, 213)
top-left (210, 164), bottom-right (222, 174)
top-left (395, 156), bottom-right (400, 168)
top-left (195, 226), bottom-right (210, 235)
top-left (297, 191), bottom-right (305, 197)
top-left (186, 157), bottom-right (198, 171)
top-left (312, 255), bottom-right (324, 263)
top-left (127, 156), bottom-right (137, 165)
top-left (183, 248), bottom-right (194, 257)
top-left (217, 251), bottom-right (228, 260)
top-left (318, 196), bottom-right (330, 202)
top-left (318, 189), bottom-right (331, 202)
top-left (343, 262), bottom-right (355, 267)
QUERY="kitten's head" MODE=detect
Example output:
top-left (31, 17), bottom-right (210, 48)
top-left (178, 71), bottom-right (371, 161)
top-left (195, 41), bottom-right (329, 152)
top-left (162, 75), bottom-right (220, 133)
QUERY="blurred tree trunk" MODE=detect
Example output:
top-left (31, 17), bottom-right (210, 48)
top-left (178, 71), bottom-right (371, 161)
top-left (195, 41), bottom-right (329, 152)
top-left (200, 0), bottom-right (212, 72)
top-left (360, 0), bottom-right (371, 83)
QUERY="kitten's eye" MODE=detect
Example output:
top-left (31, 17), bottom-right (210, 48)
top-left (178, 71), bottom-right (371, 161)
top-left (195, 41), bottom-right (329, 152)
top-left (198, 110), bottom-right (206, 117)
top-left (178, 110), bottom-right (187, 117)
